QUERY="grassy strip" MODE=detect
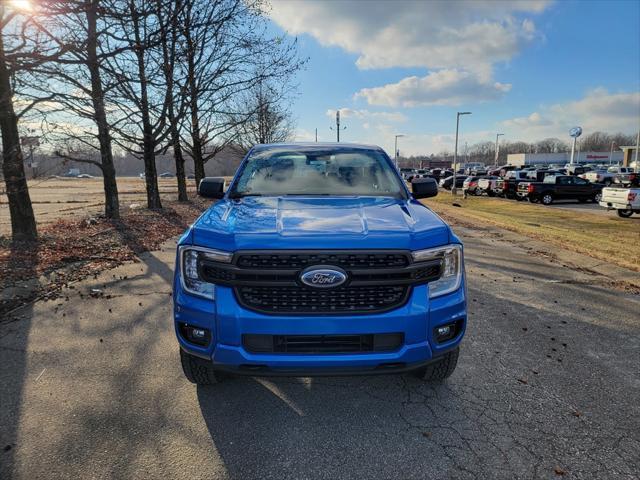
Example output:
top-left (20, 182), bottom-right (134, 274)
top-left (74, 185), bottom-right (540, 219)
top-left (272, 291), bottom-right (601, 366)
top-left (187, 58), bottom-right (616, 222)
top-left (423, 195), bottom-right (640, 272)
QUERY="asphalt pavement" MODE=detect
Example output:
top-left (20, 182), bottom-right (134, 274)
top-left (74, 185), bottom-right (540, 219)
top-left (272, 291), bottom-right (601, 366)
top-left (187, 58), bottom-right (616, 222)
top-left (1, 227), bottom-right (639, 480)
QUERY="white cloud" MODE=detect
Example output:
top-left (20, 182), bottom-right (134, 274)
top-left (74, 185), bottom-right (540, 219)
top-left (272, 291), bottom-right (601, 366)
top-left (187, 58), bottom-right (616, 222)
top-left (502, 89), bottom-right (640, 140)
top-left (269, 0), bottom-right (549, 75)
top-left (270, 1), bottom-right (549, 108)
top-left (355, 69), bottom-right (512, 107)
top-left (325, 108), bottom-right (407, 123)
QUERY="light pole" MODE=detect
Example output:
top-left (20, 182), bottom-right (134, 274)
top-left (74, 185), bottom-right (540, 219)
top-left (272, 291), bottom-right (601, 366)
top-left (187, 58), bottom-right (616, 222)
top-left (609, 141), bottom-right (616, 166)
top-left (494, 133), bottom-right (504, 167)
top-left (394, 134), bottom-right (405, 168)
top-left (452, 112), bottom-right (471, 194)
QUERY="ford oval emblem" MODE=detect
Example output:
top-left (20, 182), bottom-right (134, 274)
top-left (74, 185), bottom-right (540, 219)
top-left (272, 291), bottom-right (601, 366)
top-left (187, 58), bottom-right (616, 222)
top-left (300, 266), bottom-right (347, 289)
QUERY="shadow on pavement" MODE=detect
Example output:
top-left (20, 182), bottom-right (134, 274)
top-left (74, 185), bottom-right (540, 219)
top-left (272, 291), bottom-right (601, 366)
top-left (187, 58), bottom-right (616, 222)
top-left (0, 243), bottom-right (39, 478)
top-left (196, 375), bottom-right (467, 479)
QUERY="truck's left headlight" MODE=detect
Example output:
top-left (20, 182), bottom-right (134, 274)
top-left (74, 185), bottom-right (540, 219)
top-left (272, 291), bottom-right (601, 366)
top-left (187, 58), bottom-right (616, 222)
top-left (412, 245), bottom-right (463, 298)
top-left (179, 246), bottom-right (232, 299)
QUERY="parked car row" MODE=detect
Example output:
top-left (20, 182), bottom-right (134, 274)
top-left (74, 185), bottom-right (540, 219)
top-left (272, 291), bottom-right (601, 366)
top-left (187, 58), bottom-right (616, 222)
top-left (447, 165), bottom-right (605, 206)
top-left (409, 162), bottom-right (638, 218)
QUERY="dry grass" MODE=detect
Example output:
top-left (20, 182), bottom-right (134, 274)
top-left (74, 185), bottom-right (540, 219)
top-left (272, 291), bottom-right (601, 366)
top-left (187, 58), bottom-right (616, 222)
top-left (423, 195), bottom-right (640, 272)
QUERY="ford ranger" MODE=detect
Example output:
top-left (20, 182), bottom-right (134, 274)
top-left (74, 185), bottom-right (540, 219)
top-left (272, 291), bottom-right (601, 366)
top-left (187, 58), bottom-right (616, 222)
top-left (173, 143), bottom-right (466, 384)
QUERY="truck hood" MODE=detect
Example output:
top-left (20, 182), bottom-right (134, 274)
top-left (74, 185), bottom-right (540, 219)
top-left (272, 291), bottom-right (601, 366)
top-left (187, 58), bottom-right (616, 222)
top-left (190, 196), bottom-right (451, 250)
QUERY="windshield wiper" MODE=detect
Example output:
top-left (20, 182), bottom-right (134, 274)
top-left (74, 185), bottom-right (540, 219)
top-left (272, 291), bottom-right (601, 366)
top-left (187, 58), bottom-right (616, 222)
top-left (229, 192), bottom-right (263, 199)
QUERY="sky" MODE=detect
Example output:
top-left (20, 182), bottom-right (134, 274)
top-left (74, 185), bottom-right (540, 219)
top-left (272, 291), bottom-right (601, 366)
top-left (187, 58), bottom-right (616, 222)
top-left (267, 0), bottom-right (640, 156)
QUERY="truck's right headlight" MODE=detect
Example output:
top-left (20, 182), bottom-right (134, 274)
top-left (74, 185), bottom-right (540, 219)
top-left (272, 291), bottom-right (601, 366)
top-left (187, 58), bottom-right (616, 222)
top-left (179, 246), bottom-right (232, 299)
top-left (412, 245), bottom-right (463, 298)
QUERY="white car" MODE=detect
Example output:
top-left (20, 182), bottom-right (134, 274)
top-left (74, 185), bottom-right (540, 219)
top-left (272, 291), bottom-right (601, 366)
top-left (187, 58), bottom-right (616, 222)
top-left (599, 187), bottom-right (640, 218)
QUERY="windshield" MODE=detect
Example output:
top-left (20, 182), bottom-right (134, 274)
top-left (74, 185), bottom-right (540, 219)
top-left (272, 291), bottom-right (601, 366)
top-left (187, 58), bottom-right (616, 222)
top-left (229, 148), bottom-right (405, 198)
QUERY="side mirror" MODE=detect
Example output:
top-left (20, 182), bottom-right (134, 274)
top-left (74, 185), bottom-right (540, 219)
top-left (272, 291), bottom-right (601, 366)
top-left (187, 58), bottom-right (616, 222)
top-left (198, 177), bottom-right (225, 199)
top-left (411, 177), bottom-right (438, 199)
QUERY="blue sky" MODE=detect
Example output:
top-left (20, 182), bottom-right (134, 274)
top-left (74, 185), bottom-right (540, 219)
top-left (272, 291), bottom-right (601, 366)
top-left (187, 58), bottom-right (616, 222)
top-left (268, 0), bottom-right (640, 156)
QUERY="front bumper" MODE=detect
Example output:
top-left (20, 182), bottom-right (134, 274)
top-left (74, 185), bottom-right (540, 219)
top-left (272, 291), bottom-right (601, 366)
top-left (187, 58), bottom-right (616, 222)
top-left (599, 201), bottom-right (633, 210)
top-left (174, 275), bottom-right (466, 375)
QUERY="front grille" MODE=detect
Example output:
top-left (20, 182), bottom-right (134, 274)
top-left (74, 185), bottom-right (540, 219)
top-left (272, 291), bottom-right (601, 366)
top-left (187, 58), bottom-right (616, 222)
top-left (197, 249), bottom-right (443, 315)
top-left (243, 333), bottom-right (404, 354)
top-left (235, 252), bottom-right (409, 269)
top-left (236, 285), bottom-right (409, 314)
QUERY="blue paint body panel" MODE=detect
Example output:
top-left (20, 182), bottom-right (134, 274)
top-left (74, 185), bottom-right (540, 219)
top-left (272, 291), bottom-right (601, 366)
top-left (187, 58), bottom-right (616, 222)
top-left (173, 143), bottom-right (466, 375)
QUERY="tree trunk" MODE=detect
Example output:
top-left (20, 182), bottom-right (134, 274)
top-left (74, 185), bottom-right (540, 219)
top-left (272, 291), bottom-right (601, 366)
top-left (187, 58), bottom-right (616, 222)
top-left (188, 86), bottom-right (205, 184)
top-left (185, 24), bottom-right (205, 186)
top-left (142, 132), bottom-right (161, 209)
top-left (86, 0), bottom-right (120, 219)
top-left (173, 134), bottom-right (187, 201)
top-left (163, 0), bottom-right (187, 202)
top-left (0, 33), bottom-right (37, 241)
top-left (131, 4), bottom-right (162, 210)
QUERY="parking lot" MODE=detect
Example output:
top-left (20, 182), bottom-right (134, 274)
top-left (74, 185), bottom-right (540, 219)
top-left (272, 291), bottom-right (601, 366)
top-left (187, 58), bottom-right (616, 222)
top-left (1, 220), bottom-right (638, 480)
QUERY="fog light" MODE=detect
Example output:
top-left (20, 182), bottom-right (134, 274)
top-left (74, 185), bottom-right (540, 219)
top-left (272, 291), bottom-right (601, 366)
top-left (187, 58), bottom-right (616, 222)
top-left (179, 323), bottom-right (211, 347)
top-left (437, 326), bottom-right (452, 337)
top-left (192, 328), bottom-right (206, 339)
top-left (434, 320), bottom-right (463, 343)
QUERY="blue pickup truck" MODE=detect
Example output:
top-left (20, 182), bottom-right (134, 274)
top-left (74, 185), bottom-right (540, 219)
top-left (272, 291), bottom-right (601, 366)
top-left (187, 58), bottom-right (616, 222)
top-left (173, 143), bottom-right (466, 383)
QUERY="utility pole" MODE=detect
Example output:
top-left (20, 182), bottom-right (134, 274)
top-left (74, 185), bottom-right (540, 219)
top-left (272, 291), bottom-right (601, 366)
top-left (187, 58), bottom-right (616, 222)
top-left (452, 112), bottom-right (471, 195)
top-left (330, 110), bottom-right (346, 142)
top-left (394, 134), bottom-right (405, 168)
top-left (494, 133), bottom-right (504, 167)
top-left (315, 128), bottom-right (317, 142)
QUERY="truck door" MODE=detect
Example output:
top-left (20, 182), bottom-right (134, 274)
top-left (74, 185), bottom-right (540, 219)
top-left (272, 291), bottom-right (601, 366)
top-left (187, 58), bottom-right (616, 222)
top-left (572, 177), bottom-right (592, 197)
top-left (556, 176), bottom-right (571, 199)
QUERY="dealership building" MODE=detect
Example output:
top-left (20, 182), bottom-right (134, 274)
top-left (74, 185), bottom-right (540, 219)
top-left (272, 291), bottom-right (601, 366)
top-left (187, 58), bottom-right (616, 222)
top-left (506, 151), bottom-right (624, 167)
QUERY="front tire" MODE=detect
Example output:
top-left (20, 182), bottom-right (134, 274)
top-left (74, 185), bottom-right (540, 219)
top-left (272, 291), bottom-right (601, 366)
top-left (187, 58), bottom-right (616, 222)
top-left (592, 192), bottom-right (602, 203)
top-left (180, 349), bottom-right (221, 385)
top-left (411, 347), bottom-right (460, 381)
top-left (617, 209), bottom-right (634, 218)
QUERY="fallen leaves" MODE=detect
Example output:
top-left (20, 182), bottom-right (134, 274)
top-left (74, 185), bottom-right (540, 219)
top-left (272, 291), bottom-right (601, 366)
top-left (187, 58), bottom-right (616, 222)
top-left (554, 466), bottom-right (568, 476)
top-left (0, 199), bottom-right (207, 317)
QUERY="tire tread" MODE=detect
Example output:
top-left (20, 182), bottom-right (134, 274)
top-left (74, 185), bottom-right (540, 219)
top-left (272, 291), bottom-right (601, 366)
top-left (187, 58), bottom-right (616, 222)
top-left (180, 349), bottom-right (219, 385)
top-left (412, 347), bottom-right (460, 381)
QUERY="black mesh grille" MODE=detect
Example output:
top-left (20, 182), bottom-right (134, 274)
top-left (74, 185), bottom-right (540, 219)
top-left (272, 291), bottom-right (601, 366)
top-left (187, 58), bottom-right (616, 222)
top-left (243, 333), bottom-right (404, 354)
top-left (235, 252), bottom-right (409, 269)
top-left (236, 285), bottom-right (409, 314)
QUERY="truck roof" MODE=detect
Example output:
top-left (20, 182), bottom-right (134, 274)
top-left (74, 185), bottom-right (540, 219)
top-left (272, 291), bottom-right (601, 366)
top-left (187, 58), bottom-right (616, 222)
top-left (251, 142), bottom-right (385, 153)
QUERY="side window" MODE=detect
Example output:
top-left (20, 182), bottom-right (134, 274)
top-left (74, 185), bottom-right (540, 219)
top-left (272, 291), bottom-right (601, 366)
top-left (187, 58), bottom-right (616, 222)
top-left (574, 177), bottom-right (587, 185)
top-left (557, 177), bottom-right (570, 185)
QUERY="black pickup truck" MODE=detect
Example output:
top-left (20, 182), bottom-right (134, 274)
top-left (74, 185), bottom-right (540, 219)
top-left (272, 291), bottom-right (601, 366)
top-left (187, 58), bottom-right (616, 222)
top-left (517, 175), bottom-right (603, 205)
top-left (494, 170), bottom-right (531, 199)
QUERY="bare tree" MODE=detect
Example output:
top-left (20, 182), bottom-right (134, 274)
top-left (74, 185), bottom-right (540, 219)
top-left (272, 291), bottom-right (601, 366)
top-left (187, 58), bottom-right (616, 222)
top-left (535, 137), bottom-right (568, 153)
top-left (156, 0), bottom-right (188, 200)
top-left (29, 0), bottom-right (123, 218)
top-left (101, 0), bottom-right (173, 209)
top-left (0, 3), bottom-right (56, 240)
top-left (232, 79), bottom-right (294, 151)
top-left (177, 0), bottom-right (304, 184)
